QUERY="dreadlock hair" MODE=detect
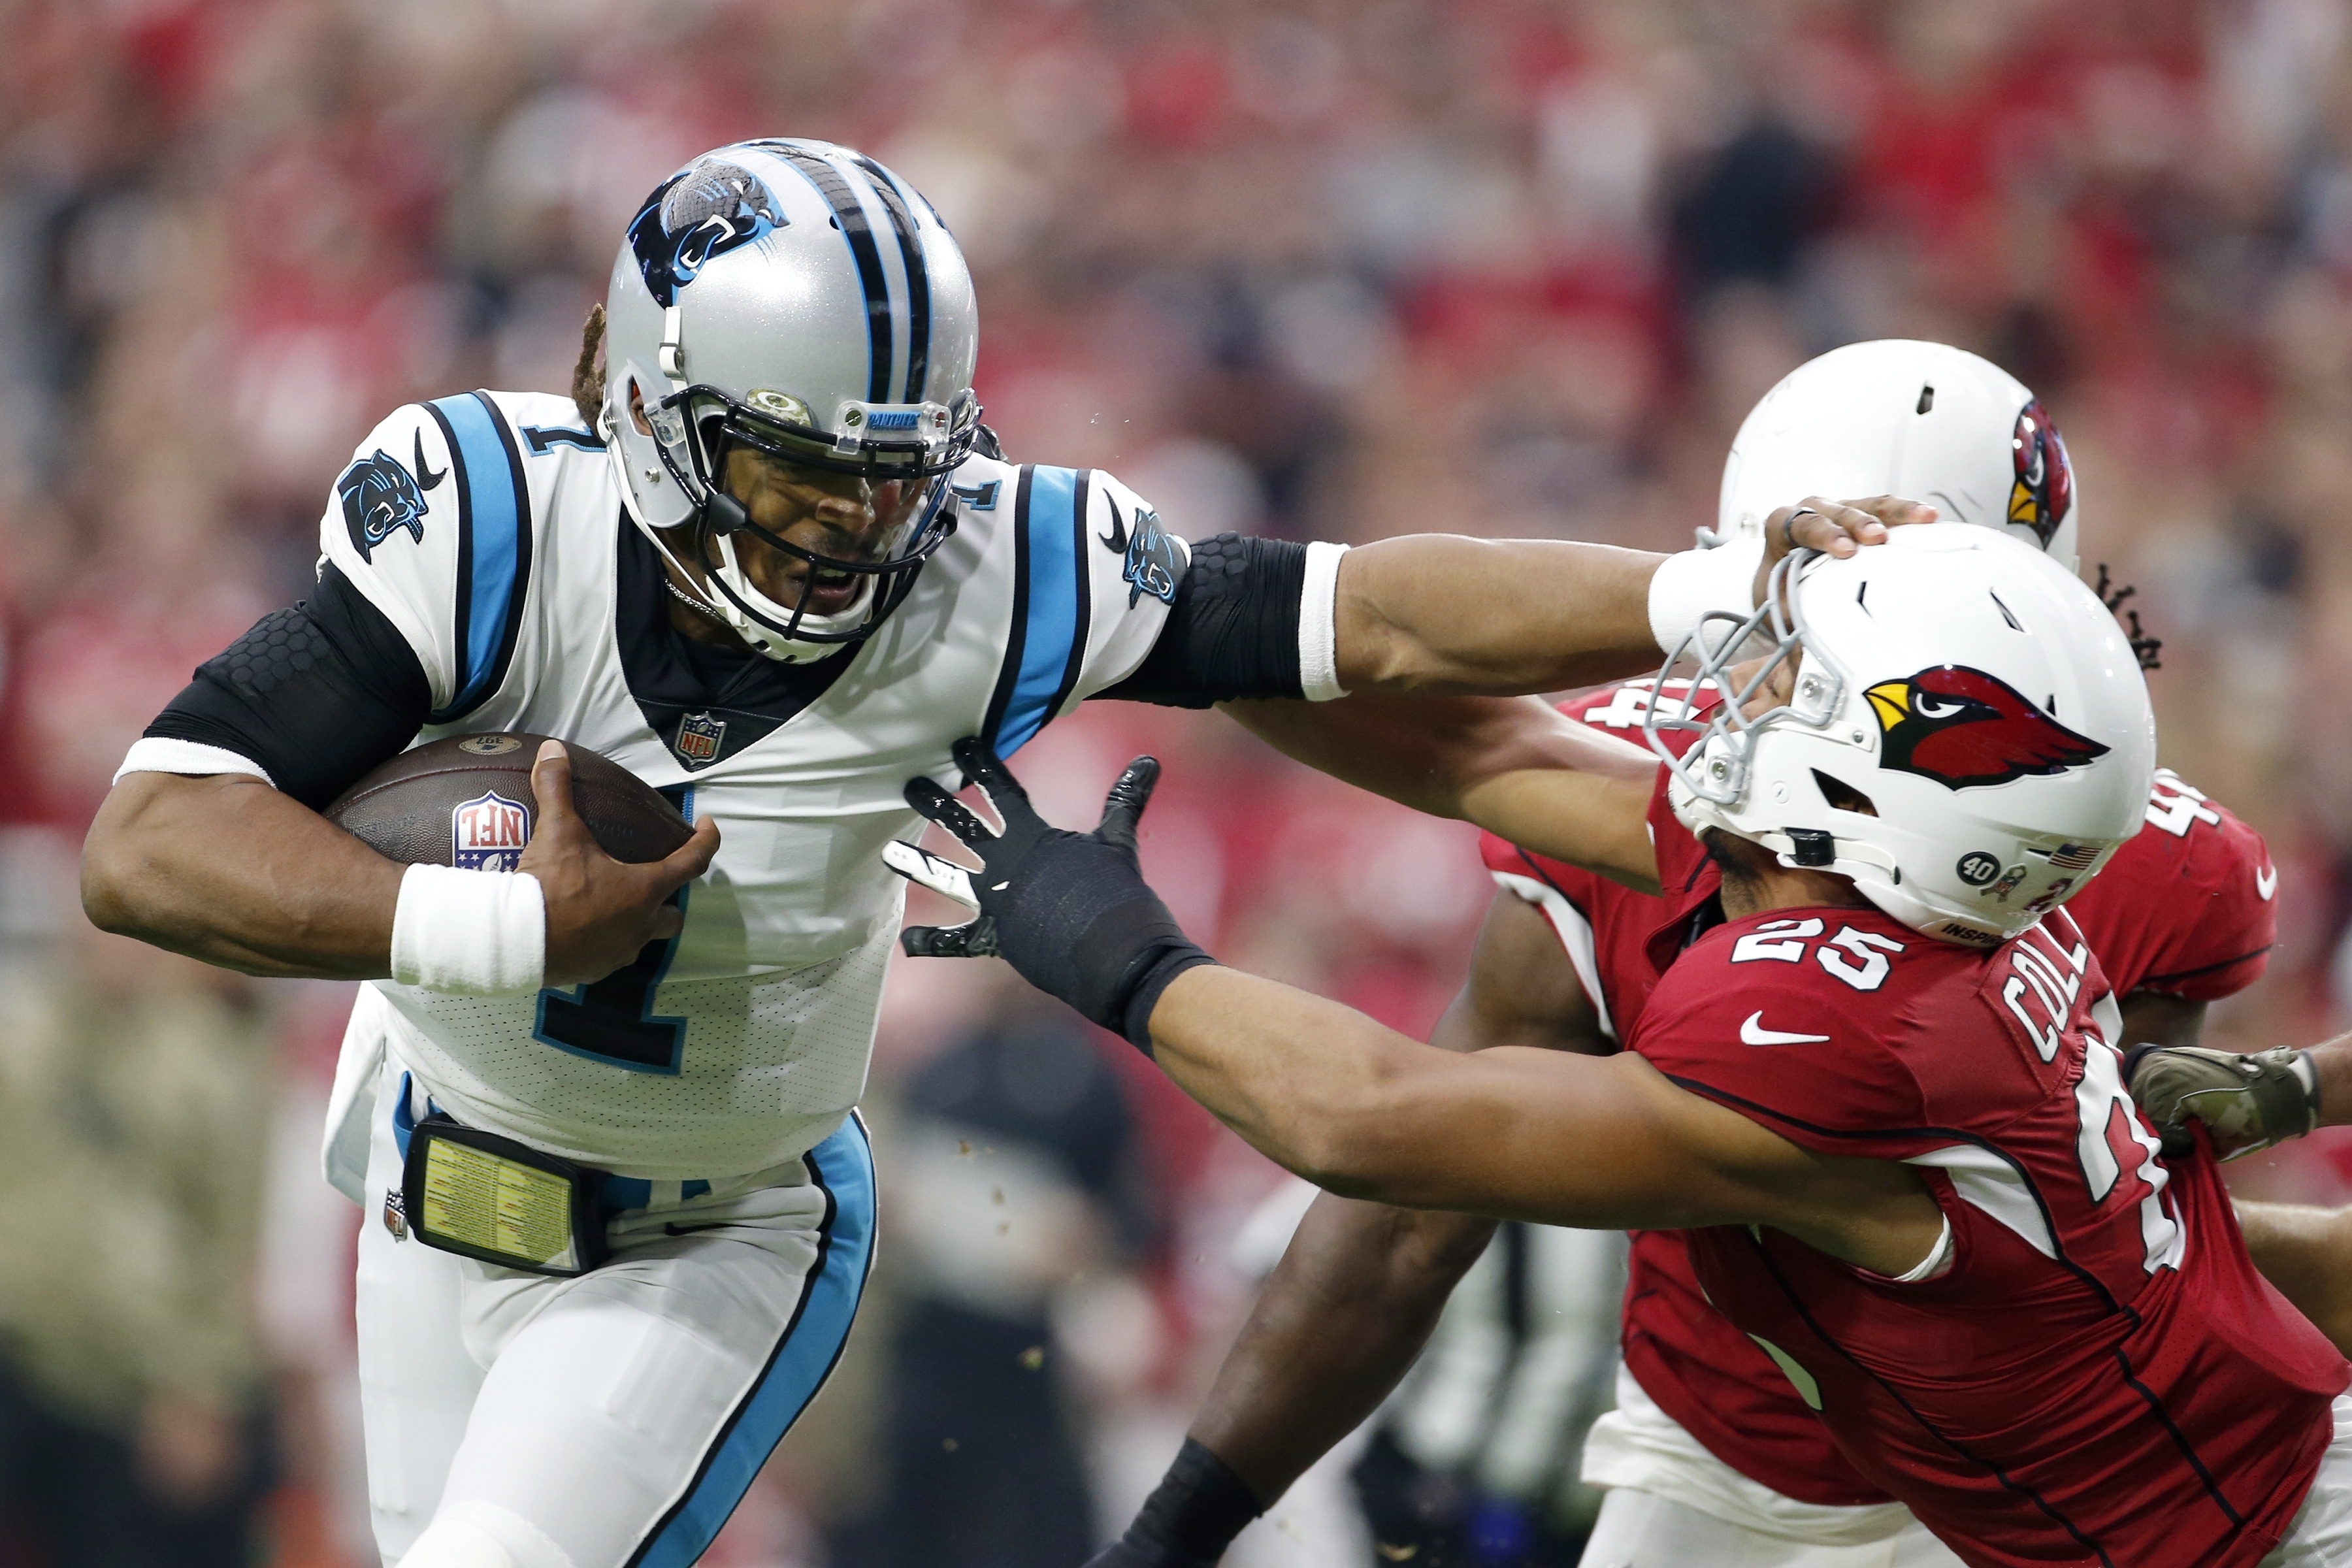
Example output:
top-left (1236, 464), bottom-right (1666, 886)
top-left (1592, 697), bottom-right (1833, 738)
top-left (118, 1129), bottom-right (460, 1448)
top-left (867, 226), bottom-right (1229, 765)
top-left (571, 303), bottom-right (607, 429)
top-left (2094, 563), bottom-right (2163, 672)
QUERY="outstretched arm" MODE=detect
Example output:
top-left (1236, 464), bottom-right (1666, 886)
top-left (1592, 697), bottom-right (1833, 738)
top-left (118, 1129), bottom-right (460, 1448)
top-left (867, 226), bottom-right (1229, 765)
top-left (887, 742), bottom-right (1937, 1266)
top-left (1220, 693), bottom-right (1661, 892)
top-left (1330, 497), bottom-right (1923, 696)
top-left (1146, 966), bottom-right (1920, 1246)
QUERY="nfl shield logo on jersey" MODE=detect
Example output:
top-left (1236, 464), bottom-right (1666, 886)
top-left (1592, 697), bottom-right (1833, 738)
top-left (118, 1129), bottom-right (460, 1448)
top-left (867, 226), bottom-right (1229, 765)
top-left (452, 791), bottom-right (532, 871)
top-left (674, 711), bottom-right (726, 769)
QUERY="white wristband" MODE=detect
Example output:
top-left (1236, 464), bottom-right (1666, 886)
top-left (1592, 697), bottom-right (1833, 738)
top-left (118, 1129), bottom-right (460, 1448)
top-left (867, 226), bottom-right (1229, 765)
top-left (1646, 534), bottom-right (1765, 657)
top-left (389, 864), bottom-right (547, 995)
top-left (1299, 541), bottom-right (1349, 702)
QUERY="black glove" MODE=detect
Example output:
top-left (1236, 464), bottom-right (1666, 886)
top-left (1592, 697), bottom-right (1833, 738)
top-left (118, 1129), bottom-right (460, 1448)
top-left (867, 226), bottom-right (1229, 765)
top-left (1079, 1438), bottom-right (1266, 1568)
top-left (888, 737), bottom-right (1215, 1051)
top-left (2126, 1043), bottom-right (2321, 1161)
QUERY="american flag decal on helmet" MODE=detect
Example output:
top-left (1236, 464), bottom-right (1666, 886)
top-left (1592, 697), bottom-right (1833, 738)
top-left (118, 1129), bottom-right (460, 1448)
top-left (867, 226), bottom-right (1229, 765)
top-left (2045, 842), bottom-right (2101, 871)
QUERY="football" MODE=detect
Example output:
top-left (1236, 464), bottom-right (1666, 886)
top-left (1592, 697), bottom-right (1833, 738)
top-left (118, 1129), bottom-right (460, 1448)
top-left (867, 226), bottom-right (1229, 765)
top-left (323, 734), bottom-right (693, 870)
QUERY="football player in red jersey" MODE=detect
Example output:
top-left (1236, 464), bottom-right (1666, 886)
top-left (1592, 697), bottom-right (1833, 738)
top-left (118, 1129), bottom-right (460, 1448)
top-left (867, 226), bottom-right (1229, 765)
top-left (892, 522), bottom-right (2352, 1568)
top-left (1076, 343), bottom-right (2304, 1568)
top-left (1094, 341), bottom-right (2308, 1568)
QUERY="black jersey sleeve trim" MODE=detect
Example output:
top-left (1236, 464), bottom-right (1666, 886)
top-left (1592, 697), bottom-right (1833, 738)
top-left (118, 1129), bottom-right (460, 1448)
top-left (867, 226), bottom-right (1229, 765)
top-left (2132, 945), bottom-right (2274, 992)
top-left (142, 564), bottom-right (430, 809)
top-left (1094, 533), bottom-right (1308, 709)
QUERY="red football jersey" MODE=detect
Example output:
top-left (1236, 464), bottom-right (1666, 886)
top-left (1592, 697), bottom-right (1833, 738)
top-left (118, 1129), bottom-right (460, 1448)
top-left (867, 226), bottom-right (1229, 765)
top-left (1477, 683), bottom-right (2291, 1509)
top-left (1634, 905), bottom-right (2343, 1567)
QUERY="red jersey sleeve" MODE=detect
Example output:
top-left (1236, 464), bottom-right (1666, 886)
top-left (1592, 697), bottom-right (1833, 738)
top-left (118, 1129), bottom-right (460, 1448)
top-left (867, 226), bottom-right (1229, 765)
top-left (1629, 907), bottom-right (1944, 1156)
top-left (2063, 770), bottom-right (2277, 1002)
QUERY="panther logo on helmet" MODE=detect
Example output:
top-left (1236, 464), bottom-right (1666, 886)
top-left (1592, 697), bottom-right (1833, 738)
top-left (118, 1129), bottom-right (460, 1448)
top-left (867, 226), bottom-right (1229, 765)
top-left (337, 432), bottom-right (444, 562)
top-left (2008, 399), bottom-right (2072, 549)
top-left (1865, 665), bottom-right (2108, 790)
top-left (628, 159), bottom-right (788, 308)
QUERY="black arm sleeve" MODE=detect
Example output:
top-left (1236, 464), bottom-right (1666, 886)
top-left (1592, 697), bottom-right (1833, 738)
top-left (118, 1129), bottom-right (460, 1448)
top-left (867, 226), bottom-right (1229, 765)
top-left (142, 564), bottom-right (431, 808)
top-left (1095, 534), bottom-right (1309, 708)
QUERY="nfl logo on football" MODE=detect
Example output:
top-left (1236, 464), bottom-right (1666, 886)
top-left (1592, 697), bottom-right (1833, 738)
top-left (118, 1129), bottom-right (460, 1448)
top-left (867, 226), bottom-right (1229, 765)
top-left (452, 790), bottom-right (532, 871)
top-left (676, 711), bottom-right (725, 768)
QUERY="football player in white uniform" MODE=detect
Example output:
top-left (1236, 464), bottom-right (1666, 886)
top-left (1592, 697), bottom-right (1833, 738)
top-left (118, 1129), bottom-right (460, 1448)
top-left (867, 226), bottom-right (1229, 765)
top-left (80, 140), bottom-right (1904, 1568)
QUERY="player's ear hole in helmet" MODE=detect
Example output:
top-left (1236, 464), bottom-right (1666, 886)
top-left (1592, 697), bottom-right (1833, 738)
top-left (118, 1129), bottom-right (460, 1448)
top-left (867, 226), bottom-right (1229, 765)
top-left (1813, 771), bottom-right (1878, 816)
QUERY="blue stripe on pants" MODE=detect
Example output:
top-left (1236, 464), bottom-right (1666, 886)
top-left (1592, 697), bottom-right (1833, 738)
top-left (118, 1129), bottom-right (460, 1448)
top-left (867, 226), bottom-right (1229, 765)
top-left (631, 1115), bottom-right (877, 1568)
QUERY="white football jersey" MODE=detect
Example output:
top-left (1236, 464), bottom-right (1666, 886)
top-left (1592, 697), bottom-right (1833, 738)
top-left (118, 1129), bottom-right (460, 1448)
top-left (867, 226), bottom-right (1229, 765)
top-left (318, 389), bottom-right (1181, 1179)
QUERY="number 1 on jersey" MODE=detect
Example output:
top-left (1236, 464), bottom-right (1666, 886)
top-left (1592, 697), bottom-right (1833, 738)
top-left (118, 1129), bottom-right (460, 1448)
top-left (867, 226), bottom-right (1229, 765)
top-left (532, 786), bottom-right (693, 1074)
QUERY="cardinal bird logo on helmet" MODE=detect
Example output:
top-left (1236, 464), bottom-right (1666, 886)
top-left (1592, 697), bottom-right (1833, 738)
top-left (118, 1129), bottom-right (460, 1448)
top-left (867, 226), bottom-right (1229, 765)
top-left (1865, 665), bottom-right (2108, 789)
top-left (2008, 400), bottom-right (2073, 549)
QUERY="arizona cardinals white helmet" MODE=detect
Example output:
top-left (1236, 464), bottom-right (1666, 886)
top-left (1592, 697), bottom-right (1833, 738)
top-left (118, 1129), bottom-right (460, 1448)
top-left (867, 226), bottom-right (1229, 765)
top-left (1719, 340), bottom-right (2080, 570)
top-left (1646, 527), bottom-right (2153, 945)
top-left (602, 139), bottom-right (982, 662)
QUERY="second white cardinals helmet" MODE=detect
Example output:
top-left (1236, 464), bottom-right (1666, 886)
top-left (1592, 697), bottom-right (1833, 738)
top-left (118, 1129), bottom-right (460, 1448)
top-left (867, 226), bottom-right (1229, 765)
top-left (1719, 339), bottom-right (2080, 570)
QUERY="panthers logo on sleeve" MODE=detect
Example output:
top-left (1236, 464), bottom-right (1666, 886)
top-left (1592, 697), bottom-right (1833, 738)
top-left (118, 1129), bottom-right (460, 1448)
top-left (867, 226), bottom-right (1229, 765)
top-left (629, 159), bottom-right (787, 307)
top-left (1119, 506), bottom-right (1183, 608)
top-left (1865, 664), bottom-right (2108, 789)
top-left (337, 431), bottom-right (444, 562)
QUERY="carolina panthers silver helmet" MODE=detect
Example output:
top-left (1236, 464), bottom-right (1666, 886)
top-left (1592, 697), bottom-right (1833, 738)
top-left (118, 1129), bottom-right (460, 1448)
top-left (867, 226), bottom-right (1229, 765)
top-left (602, 139), bottom-right (982, 662)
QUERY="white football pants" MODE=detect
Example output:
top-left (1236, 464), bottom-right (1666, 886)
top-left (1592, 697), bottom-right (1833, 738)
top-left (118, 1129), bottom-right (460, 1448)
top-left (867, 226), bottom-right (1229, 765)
top-left (355, 1062), bottom-right (874, 1568)
top-left (1580, 1362), bottom-right (2352, 1567)
top-left (1577, 1365), bottom-right (1961, 1568)
top-left (1580, 1490), bottom-right (1961, 1568)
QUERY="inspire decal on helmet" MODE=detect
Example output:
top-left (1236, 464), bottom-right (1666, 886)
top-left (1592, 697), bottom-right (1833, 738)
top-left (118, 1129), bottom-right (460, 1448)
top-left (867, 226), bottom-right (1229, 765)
top-left (2008, 399), bottom-right (2073, 549)
top-left (1865, 665), bottom-right (2108, 789)
top-left (627, 159), bottom-right (787, 308)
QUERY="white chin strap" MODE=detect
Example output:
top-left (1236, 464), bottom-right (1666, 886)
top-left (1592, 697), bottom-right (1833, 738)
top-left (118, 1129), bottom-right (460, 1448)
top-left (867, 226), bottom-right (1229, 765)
top-left (706, 530), bottom-right (876, 662)
top-left (638, 523), bottom-right (870, 665)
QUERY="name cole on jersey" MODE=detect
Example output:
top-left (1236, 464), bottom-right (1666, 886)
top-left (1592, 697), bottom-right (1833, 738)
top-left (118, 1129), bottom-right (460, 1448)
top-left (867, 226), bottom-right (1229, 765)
top-left (317, 387), bottom-right (1183, 1181)
top-left (1478, 675), bottom-right (2288, 1513)
top-left (1639, 904), bottom-right (2342, 1567)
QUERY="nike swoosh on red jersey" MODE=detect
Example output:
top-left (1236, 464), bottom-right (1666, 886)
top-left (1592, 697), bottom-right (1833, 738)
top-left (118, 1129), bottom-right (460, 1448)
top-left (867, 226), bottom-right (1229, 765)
top-left (1740, 1011), bottom-right (1832, 1047)
top-left (2256, 863), bottom-right (2279, 901)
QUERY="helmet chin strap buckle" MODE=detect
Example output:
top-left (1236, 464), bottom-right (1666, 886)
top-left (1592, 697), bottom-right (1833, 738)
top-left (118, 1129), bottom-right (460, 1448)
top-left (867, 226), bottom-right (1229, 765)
top-left (658, 306), bottom-right (687, 384)
top-left (1782, 827), bottom-right (1838, 868)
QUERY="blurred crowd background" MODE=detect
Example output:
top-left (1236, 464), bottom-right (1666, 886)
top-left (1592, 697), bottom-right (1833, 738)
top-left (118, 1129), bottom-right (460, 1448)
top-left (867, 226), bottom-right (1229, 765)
top-left (3, 0), bottom-right (2352, 1564)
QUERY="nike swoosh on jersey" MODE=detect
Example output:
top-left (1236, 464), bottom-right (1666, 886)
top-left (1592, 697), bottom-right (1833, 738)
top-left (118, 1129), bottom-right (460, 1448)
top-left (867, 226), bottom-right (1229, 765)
top-left (1740, 1011), bottom-right (1832, 1047)
top-left (2256, 863), bottom-right (2279, 901)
